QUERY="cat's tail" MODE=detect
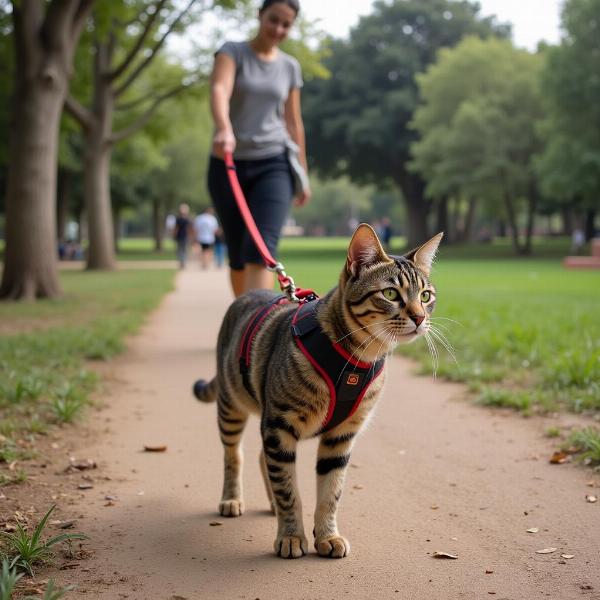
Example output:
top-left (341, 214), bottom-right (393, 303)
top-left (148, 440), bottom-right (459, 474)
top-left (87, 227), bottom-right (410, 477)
top-left (192, 378), bottom-right (218, 403)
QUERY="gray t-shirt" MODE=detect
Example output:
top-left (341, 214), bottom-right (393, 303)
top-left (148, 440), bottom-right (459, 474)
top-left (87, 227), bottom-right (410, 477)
top-left (216, 41), bottom-right (303, 160)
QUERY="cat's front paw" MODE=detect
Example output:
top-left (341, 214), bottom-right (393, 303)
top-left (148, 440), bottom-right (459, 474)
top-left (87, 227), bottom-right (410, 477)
top-left (219, 499), bottom-right (244, 517)
top-left (274, 534), bottom-right (308, 559)
top-left (315, 535), bottom-right (350, 558)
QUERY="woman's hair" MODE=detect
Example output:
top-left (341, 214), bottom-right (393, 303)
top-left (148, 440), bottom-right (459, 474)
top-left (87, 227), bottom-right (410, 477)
top-left (259, 0), bottom-right (300, 15)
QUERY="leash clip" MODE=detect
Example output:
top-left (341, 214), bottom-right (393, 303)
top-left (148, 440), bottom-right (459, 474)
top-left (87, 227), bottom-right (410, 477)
top-left (269, 262), bottom-right (300, 302)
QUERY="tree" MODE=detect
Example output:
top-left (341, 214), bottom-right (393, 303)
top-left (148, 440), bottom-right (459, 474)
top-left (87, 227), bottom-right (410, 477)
top-left (302, 0), bottom-right (510, 248)
top-left (0, 0), bottom-right (94, 300)
top-left (536, 0), bottom-right (600, 239)
top-left (410, 37), bottom-right (545, 255)
top-left (64, 0), bottom-right (223, 269)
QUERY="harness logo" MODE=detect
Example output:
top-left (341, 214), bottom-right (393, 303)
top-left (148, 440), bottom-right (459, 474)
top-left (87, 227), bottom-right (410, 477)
top-left (346, 374), bottom-right (360, 386)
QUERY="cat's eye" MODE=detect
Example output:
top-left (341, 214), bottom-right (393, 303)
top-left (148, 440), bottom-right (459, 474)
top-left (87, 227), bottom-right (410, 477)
top-left (382, 288), bottom-right (399, 301)
top-left (421, 291), bottom-right (431, 303)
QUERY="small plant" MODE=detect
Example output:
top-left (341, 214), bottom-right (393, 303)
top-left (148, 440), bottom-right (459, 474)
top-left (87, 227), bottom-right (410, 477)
top-left (0, 470), bottom-right (28, 487)
top-left (0, 505), bottom-right (88, 576)
top-left (567, 427), bottom-right (600, 465)
top-left (0, 558), bottom-right (23, 600)
top-left (545, 426), bottom-right (561, 438)
top-left (477, 387), bottom-right (532, 413)
top-left (49, 386), bottom-right (85, 424)
top-left (24, 579), bottom-right (74, 600)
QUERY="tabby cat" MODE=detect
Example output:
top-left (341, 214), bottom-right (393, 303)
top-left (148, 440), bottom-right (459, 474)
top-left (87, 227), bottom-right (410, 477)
top-left (195, 224), bottom-right (442, 559)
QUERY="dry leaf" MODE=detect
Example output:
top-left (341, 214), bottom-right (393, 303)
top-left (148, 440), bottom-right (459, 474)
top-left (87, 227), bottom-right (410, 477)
top-left (353, 484), bottom-right (364, 490)
top-left (526, 528), bottom-right (539, 533)
top-left (535, 548), bottom-right (557, 554)
top-left (549, 451), bottom-right (569, 464)
top-left (485, 570), bottom-right (494, 574)
top-left (78, 483), bottom-right (93, 490)
top-left (432, 551), bottom-right (458, 559)
top-left (144, 445), bottom-right (167, 452)
top-left (561, 554), bottom-right (575, 559)
top-left (585, 495), bottom-right (597, 503)
top-left (209, 521), bottom-right (223, 527)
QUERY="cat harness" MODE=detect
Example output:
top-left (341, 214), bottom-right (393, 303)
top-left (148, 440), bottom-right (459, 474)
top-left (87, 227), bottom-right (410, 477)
top-left (239, 296), bottom-right (385, 433)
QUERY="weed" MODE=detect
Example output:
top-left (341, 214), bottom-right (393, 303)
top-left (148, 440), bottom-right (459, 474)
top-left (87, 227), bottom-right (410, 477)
top-left (49, 385), bottom-right (85, 424)
top-left (477, 388), bottom-right (532, 414)
top-left (0, 470), bottom-right (28, 487)
top-left (0, 505), bottom-right (88, 576)
top-left (0, 557), bottom-right (23, 600)
top-left (545, 426), bottom-right (561, 439)
top-left (567, 428), bottom-right (600, 465)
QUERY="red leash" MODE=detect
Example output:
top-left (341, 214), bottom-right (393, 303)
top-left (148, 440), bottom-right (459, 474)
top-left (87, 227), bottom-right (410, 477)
top-left (223, 151), bottom-right (314, 302)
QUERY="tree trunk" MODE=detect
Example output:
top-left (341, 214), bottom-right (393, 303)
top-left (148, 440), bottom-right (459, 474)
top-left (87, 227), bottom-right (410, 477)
top-left (84, 134), bottom-right (115, 269)
top-left (396, 173), bottom-right (430, 248)
top-left (503, 191), bottom-right (526, 256)
top-left (57, 168), bottom-right (72, 242)
top-left (435, 196), bottom-right (450, 242)
top-left (153, 197), bottom-right (163, 252)
top-left (1, 82), bottom-right (64, 300)
top-left (561, 207), bottom-right (574, 235)
top-left (0, 0), bottom-right (94, 300)
top-left (522, 184), bottom-right (538, 256)
top-left (463, 198), bottom-right (478, 242)
top-left (585, 209), bottom-right (596, 241)
top-left (84, 43), bottom-right (116, 270)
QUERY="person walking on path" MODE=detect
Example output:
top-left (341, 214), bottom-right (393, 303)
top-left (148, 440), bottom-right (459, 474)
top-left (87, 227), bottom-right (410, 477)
top-left (194, 207), bottom-right (220, 270)
top-left (207, 0), bottom-right (311, 297)
top-left (173, 203), bottom-right (192, 269)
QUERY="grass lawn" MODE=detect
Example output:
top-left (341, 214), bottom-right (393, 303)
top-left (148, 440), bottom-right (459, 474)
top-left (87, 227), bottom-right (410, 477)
top-left (0, 270), bottom-right (174, 476)
top-left (278, 238), bottom-right (600, 416)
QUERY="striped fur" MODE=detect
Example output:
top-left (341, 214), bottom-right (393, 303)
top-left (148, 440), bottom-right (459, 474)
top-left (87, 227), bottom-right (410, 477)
top-left (200, 224), bottom-right (442, 558)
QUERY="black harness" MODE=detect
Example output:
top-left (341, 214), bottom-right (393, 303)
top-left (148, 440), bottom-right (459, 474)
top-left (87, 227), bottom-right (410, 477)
top-left (239, 297), bottom-right (385, 433)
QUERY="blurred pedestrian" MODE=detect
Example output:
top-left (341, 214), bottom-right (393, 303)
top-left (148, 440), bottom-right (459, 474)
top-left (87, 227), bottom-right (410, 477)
top-left (207, 0), bottom-right (310, 297)
top-left (214, 227), bottom-right (226, 269)
top-left (173, 203), bottom-right (192, 269)
top-left (194, 207), bottom-right (219, 270)
top-left (571, 228), bottom-right (585, 255)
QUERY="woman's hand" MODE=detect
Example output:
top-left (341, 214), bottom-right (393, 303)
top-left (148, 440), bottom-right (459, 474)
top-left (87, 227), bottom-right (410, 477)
top-left (294, 185), bottom-right (311, 207)
top-left (212, 128), bottom-right (236, 159)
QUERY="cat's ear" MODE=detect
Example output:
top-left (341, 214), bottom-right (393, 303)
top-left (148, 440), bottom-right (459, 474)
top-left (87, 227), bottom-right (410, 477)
top-left (404, 232), bottom-right (444, 277)
top-left (346, 223), bottom-right (391, 275)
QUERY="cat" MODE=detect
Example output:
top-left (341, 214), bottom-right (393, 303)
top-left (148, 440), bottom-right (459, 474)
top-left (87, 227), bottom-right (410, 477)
top-left (194, 223), bottom-right (442, 559)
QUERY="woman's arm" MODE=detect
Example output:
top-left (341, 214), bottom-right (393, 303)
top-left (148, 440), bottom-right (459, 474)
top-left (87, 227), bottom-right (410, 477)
top-left (210, 52), bottom-right (237, 158)
top-left (284, 88), bottom-right (311, 205)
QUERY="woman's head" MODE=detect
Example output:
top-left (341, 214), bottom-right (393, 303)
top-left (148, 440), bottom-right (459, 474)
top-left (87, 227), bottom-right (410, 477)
top-left (257, 0), bottom-right (299, 45)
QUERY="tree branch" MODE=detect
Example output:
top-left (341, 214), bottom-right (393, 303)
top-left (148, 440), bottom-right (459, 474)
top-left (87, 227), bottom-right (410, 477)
top-left (114, 0), bottom-right (197, 98)
top-left (64, 94), bottom-right (93, 130)
top-left (109, 81), bottom-right (193, 144)
top-left (109, 0), bottom-right (168, 82)
top-left (70, 0), bottom-right (94, 41)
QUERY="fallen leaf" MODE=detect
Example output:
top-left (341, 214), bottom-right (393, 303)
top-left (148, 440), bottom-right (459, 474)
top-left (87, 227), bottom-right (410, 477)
top-left (549, 451), bottom-right (569, 464)
top-left (78, 483), bottom-right (94, 490)
top-left (430, 505), bottom-right (440, 510)
top-left (526, 528), bottom-right (539, 533)
top-left (67, 459), bottom-right (96, 471)
top-left (105, 495), bottom-right (118, 501)
top-left (485, 570), bottom-right (494, 574)
top-left (209, 521), bottom-right (223, 527)
top-left (561, 554), bottom-right (575, 559)
top-left (143, 445), bottom-right (167, 452)
top-left (432, 551), bottom-right (458, 559)
top-left (353, 484), bottom-right (364, 490)
top-left (58, 521), bottom-right (75, 529)
top-left (535, 548), bottom-right (557, 554)
top-left (585, 495), bottom-right (597, 503)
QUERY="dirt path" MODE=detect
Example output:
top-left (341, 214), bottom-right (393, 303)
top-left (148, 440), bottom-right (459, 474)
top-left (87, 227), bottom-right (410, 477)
top-left (59, 269), bottom-right (599, 600)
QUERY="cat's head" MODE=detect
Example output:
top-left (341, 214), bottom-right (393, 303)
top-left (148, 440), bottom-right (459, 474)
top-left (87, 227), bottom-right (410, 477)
top-left (339, 223), bottom-right (443, 357)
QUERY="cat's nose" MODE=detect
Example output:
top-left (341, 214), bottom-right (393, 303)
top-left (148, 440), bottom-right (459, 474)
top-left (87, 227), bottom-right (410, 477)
top-left (409, 314), bottom-right (425, 327)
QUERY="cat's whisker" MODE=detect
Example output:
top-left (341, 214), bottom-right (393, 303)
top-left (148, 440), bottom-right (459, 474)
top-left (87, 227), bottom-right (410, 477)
top-left (424, 332), bottom-right (439, 379)
top-left (428, 325), bottom-right (457, 353)
top-left (335, 319), bottom-right (391, 343)
top-left (430, 317), bottom-right (463, 327)
top-left (428, 328), bottom-right (459, 367)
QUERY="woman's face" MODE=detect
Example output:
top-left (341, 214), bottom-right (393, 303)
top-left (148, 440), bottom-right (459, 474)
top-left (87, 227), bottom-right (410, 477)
top-left (258, 3), bottom-right (297, 45)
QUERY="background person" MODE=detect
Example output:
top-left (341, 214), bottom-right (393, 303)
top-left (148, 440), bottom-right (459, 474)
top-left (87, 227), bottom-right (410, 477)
top-left (173, 203), bottom-right (192, 269)
top-left (194, 207), bottom-right (219, 270)
top-left (207, 0), bottom-right (310, 297)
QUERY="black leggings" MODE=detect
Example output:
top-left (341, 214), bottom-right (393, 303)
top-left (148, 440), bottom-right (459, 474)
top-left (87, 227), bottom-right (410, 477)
top-left (208, 153), bottom-right (294, 270)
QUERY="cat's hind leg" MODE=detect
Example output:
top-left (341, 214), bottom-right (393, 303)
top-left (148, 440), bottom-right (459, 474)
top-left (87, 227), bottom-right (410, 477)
top-left (217, 393), bottom-right (248, 517)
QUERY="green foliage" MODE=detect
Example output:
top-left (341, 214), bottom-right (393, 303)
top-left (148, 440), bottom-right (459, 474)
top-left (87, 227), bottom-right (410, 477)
top-left (567, 427), bottom-right (600, 464)
top-left (303, 0), bottom-right (510, 183)
top-left (0, 506), bottom-right (88, 576)
top-left (24, 579), bottom-right (74, 600)
top-left (0, 557), bottom-right (23, 600)
top-left (49, 385), bottom-right (85, 424)
top-left (536, 0), bottom-right (600, 208)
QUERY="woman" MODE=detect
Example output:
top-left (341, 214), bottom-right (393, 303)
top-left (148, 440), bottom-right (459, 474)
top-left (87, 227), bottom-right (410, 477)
top-left (208, 0), bottom-right (310, 297)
